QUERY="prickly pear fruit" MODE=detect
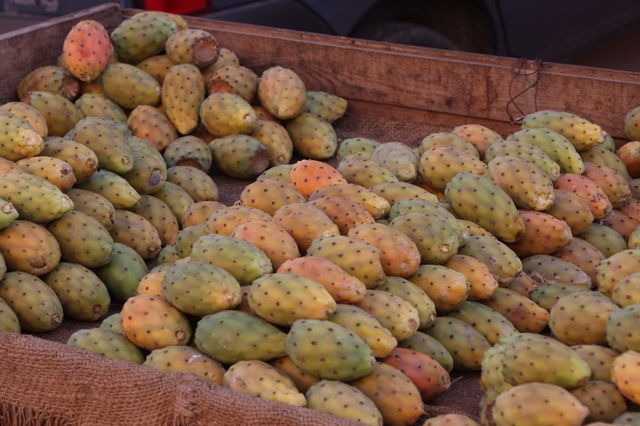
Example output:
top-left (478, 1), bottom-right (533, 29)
top-left (223, 360), bottom-right (306, 407)
top-left (302, 90), bottom-right (347, 123)
top-left (0, 220), bottom-right (60, 275)
top-left (523, 254), bottom-right (592, 287)
top-left (288, 160), bottom-right (346, 198)
top-left (166, 166), bottom-right (217, 202)
top-left (618, 142), bottom-right (640, 179)
top-left (611, 272), bottom-right (640, 307)
top-left (370, 182), bottom-right (438, 206)
top-left (399, 331), bottom-right (453, 372)
top-left (423, 414), bottom-right (478, 426)
top-left (307, 196), bottom-right (375, 235)
top-left (452, 124), bottom-right (502, 157)
top-left (383, 347), bottom-right (450, 401)
top-left (611, 350), bottom-right (640, 404)
top-left (206, 205), bottom-right (270, 236)
top-left (239, 179), bottom-right (303, 216)
top-left (287, 113), bottom-right (338, 160)
top-left (601, 210), bottom-right (638, 240)
top-left (581, 146), bottom-right (631, 179)
top-left (390, 212), bottom-right (460, 265)
top-left (485, 139), bottom-right (562, 181)
top-left (200, 92), bottom-right (256, 137)
top-left (500, 333), bottom-right (591, 388)
top-left (483, 287), bottom-right (549, 332)
top-left (144, 346), bottom-right (224, 384)
top-left (190, 234), bottom-right (272, 285)
top-left (67, 328), bottom-right (143, 363)
top-left (210, 134), bottom-right (270, 179)
top-left (458, 235), bottom-right (522, 285)
top-left (121, 294), bottom-right (191, 350)
top-left (257, 165), bottom-right (293, 183)
top-left (100, 64), bottom-right (160, 109)
top-left (195, 310), bottom-right (286, 363)
top-left (71, 117), bottom-right (134, 174)
top-left (487, 156), bottom-right (555, 210)
top-left (41, 138), bottom-right (98, 182)
top-left (409, 265), bottom-right (469, 313)
top-left (230, 220), bottom-right (298, 269)
top-left (62, 20), bottom-right (112, 82)
top-left (522, 110), bottom-right (604, 150)
top-left (621, 199), bottom-right (640, 223)
top-left (449, 301), bottom-right (517, 345)
top-left (550, 291), bottom-right (619, 346)
top-left (22, 91), bottom-right (82, 137)
top-left (0, 102), bottom-right (47, 138)
top-left (47, 211), bottom-right (113, 268)
top-left (166, 29), bottom-right (220, 68)
top-left (583, 162), bottom-right (632, 209)
top-left (163, 136), bottom-right (212, 171)
top-left (75, 93), bottom-right (127, 122)
top-left (425, 317), bottom-right (490, 370)
top-left (257, 66), bottom-right (306, 119)
top-left (420, 131), bottom-right (478, 157)
top-left (0, 198), bottom-right (18, 231)
top-left (508, 210), bottom-right (572, 257)
top-left (136, 266), bottom-right (167, 296)
top-left (0, 271), bottom-right (62, 332)
top-left (249, 273), bottom-right (336, 325)
top-left (572, 344), bottom-right (619, 382)
top-left (16, 65), bottom-right (78, 101)
top-left (248, 120), bottom-right (292, 166)
top-left (273, 204), bottom-right (340, 253)
top-left (157, 244), bottom-right (179, 264)
top-left (77, 169), bottom-right (140, 209)
top-left (327, 304), bottom-right (397, 358)
top-left (111, 13), bottom-right (177, 63)
top-left (507, 270), bottom-right (539, 297)
top-left (162, 261), bottom-right (241, 316)
top-left (174, 223), bottom-right (210, 256)
top-left (419, 147), bottom-right (486, 191)
top-left (354, 289), bottom-right (419, 340)
top-left (153, 182), bottom-right (194, 225)
top-left (46, 262), bottom-right (110, 321)
top-left (163, 64), bottom-right (206, 135)
top-left (377, 276), bottom-right (436, 328)
top-left (307, 235), bottom-right (385, 288)
top-left (571, 380), bottom-right (627, 422)
top-left (597, 249), bottom-right (640, 295)
top-left (445, 173), bottom-right (525, 243)
top-left (131, 195), bottom-right (179, 246)
top-left (337, 137), bottom-right (380, 161)
top-left (615, 412), bottom-right (640, 425)
top-left (202, 47), bottom-right (238, 78)
top-left (208, 64), bottom-right (257, 101)
top-left (0, 113), bottom-right (43, 161)
top-left (444, 254), bottom-right (498, 301)
top-left (271, 356), bottom-right (320, 392)
top-left (338, 158), bottom-right (398, 189)
top-left (0, 296), bottom-right (20, 333)
top-left (370, 142), bottom-right (418, 182)
top-left (556, 173), bottom-right (613, 219)
top-left (489, 383), bottom-right (589, 426)
top-left (580, 223), bottom-right (627, 258)
top-left (607, 304), bottom-right (640, 352)
top-left (306, 380), bottom-right (382, 426)
top-left (137, 55), bottom-right (175, 84)
top-left (545, 189), bottom-right (594, 235)
top-left (127, 105), bottom-right (177, 151)
top-left (286, 319), bottom-right (375, 381)
top-left (66, 189), bottom-right (115, 231)
top-left (120, 133), bottom-right (169, 194)
top-left (309, 183), bottom-right (391, 220)
top-left (530, 284), bottom-right (591, 311)
top-left (509, 127), bottom-right (584, 174)
top-left (95, 243), bottom-right (148, 301)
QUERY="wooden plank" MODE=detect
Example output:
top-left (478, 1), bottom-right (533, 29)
top-left (0, 3), bottom-right (122, 103)
top-left (123, 10), bottom-right (640, 138)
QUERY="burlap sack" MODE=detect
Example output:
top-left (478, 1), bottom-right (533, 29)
top-left (0, 331), bottom-right (366, 425)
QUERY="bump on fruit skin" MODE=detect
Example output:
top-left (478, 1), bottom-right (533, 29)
top-left (285, 319), bottom-right (375, 381)
top-left (487, 156), bottom-right (555, 211)
top-left (194, 310), bottom-right (286, 363)
top-left (0, 271), bottom-right (63, 332)
top-left (445, 173), bottom-right (525, 243)
top-left (223, 360), bottom-right (306, 407)
top-left (67, 328), bottom-right (143, 363)
top-left (144, 346), bottom-right (225, 384)
top-left (305, 380), bottom-right (382, 426)
top-left (390, 212), bottom-right (460, 265)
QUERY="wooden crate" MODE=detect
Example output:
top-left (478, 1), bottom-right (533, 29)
top-left (1, 3), bottom-right (640, 425)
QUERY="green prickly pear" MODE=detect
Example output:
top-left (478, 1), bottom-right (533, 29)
top-left (522, 110), bottom-right (604, 150)
top-left (144, 346), bottom-right (225, 384)
top-left (210, 134), bottom-right (270, 179)
top-left (95, 242), bottom-right (148, 302)
top-left (67, 328), bottom-right (143, 363)
top-left (41, 137), bottom-right (98, 182)
top-left (127, 105), bottom-right (177, 151)
top-left (258, 66), bottom-right (306, 119)
top-left (163, 63), bottom-right (206, 135)
top-left (71, 117), bottom-right (134, 174)
top-left (22, 91), bottom-right (83, 137)
top-left (111, 13), bottom-right (177, 63)
top-left (0, 113), bottom-right (44, 161)
top-left (77, 169), bottom-right (141, 209)
top-left (100, 64), bottom-right (161, 109)
top-left (424, 317), bottom-right (490, 371)
top-left (509, 127), bottom-right (584, 173)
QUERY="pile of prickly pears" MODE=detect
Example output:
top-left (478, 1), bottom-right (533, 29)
top-left (4, 10), bottom-right (640, 426)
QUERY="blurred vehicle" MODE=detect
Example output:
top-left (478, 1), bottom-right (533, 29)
top-left (3, 0), bottom-right (640, 63)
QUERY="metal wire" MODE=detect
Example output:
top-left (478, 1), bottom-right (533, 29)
top-left (506, 57), bottom-right (542, 123)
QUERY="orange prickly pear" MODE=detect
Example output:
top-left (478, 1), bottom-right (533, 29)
top-left (62, 20), bottom-right (113, 82)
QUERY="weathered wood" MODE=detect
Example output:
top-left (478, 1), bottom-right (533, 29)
top-left (0, 3), bottom-right (122, 103)
top-left (120, 10), bottom-right (640, 138)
